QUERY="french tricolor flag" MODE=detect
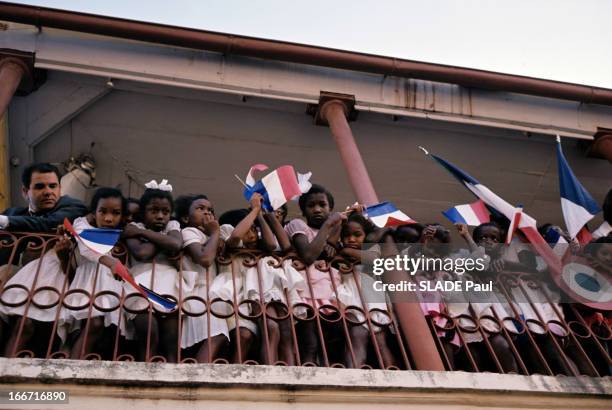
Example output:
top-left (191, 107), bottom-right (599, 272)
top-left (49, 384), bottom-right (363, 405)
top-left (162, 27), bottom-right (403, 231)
top-left (366, 202), bottom-right (416, 228)
top-left (442, 200), bottom-right (490, 226)
top-left (421, 147), bottom-right (562, 274)
top-left (422, 148), bottom-right (612, 309)
top-left (556, 136), bottom-right (601, 241)
top-left (78, 227), bottom-right (122, 255)
top-left (63, 219), bottom-right (177, 311)
top-left (243, 164), bottom-right (311, 211)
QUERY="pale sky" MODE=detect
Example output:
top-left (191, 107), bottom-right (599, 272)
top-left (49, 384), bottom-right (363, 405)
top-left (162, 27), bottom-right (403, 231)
top-left (8, 0), bottom-right (612, 88)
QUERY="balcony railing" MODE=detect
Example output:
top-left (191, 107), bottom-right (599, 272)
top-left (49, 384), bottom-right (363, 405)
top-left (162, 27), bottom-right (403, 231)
top-left (0, 230), bottom-right (609, 377)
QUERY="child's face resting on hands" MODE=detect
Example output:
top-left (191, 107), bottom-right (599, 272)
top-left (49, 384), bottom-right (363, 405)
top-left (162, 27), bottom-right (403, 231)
top-left (475, 225), bottom-right (502, 255)
top-left (304, 193), bottom-right (331, 229)
top-left (95, 197), bottom-right (123, 229)
top-left (242, 225), bottom-right (259, 248)
top-left (342, 221), bottom-right (366, 249)
top-left (188, 198), bottom-right (215, 227)
top-left (143, 197), bottom-right (172, 232)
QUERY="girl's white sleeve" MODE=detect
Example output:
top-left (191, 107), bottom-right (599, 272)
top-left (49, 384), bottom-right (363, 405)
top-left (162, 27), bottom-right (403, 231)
top-left (165, 220), bottom-right (181, 233)
top-left (182, 227), bottom-right (206, 248)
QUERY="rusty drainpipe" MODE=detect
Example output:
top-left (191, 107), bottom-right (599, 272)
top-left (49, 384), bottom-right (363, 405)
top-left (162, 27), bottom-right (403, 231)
top-left (315, 92), bottom-right (445, 371)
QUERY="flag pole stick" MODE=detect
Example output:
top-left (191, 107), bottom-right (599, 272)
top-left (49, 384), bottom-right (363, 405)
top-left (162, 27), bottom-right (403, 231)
top-left (234, 174), bottom-right (248, 188)
top-left (418, 146), bottom-right (429, 155)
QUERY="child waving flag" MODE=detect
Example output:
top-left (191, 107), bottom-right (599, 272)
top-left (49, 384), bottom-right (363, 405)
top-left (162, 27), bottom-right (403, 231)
top-left (242, 164), bottom-right (312, 211)
top-left (420, 146), bottom-right (611, 310)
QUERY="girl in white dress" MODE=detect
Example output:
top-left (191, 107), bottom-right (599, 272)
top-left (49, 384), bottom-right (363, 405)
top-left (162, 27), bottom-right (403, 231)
top-left (122, 181), bottom-right (182, 362)
top-left (0, 228), bottom-right (72, 356)
top-left (62, 187), bottom-right (134, 359)
top-left (336, 213), bottom-right (397, 368)
top-left (174, 194), bottom-right (229, 362)
top-left (211, 193), bottom-right (300, 364)
top-left (243, 200), bottom-right (303, 365)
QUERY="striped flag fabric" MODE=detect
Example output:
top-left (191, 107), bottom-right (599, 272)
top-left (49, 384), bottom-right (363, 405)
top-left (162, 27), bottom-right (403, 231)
top-left (542, 226), bottom-right (569, 258)
top-left (112, 262), bottom-right (177, 310)
top-left (366, 202), bottom-right (416, 228)
top-left (442, 200), bottom-right (490, 226)
top-left (422, 147), bottom-right (611, 310)
top-left (63, 218), bottom-right (177, 311)
top-left (556, 136), bottom-right (601, 240)
top-left (77, 227), bottom-right (122, 255)
top-left (243, 164), bottom-right (310, 211)
top-left (505, 206), bottom-right (523, 245)
top-left (420, 147), bottom-right (562, 274)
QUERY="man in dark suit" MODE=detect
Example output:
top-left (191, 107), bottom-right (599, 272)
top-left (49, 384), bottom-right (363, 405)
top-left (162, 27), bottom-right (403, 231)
top-left (0, 163), bottom-right (87, 355)
top-left (0, 163), bottom-right (87, 232)
top-left (0, 163), bottom-right (88, 268)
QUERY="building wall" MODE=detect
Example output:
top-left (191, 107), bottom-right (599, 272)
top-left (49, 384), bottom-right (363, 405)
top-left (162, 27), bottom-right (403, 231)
top-left (0, 359), bottom-right (610, 410)
top-left (10, 80), bottom-right (609, 228)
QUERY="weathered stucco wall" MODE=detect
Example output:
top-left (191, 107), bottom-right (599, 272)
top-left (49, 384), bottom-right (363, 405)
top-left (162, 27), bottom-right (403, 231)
top-left (0, 358), bottom-right (610, 410)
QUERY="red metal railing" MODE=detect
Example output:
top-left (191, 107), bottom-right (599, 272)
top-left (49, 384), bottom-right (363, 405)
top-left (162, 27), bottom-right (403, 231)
top-left (0, 230), bottom-right (609, 375)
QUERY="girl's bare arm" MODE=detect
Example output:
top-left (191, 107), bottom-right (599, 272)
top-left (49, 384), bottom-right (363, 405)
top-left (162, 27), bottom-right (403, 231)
top-left (293, 212), bottom-right (344, 264)
top-left (185, 222), bottom-right (221, 268)
top-left (126, 237), bottom-right (157, 262)
top-left (264, 212), bottom-right (292, 252)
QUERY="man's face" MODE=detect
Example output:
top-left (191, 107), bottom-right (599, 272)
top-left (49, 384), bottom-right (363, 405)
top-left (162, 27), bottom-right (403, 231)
top-left (22, 172), bottom-right (60, 212)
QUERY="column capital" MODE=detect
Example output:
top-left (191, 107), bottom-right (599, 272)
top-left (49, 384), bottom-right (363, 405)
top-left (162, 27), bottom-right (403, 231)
top-left (309, 91), bottom-right (358, 126)
top-left (586, 128), bottom-right (612, 163)
top-left (0, 49), bottom-right (42, 95)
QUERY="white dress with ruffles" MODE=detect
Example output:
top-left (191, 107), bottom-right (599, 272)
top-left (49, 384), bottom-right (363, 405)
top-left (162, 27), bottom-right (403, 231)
top-left (123, 220), bottom-right (184, 313)
top-left (59, 216), bottom-right (134, 341)
top-left (179, 227), bottom-right (229, 348)
top-left (336, 245), bottom-right (392, 333)
top-left (209, 224), bottom-right (259, 335)
top-left (0, 247), bottom-right (69, 334)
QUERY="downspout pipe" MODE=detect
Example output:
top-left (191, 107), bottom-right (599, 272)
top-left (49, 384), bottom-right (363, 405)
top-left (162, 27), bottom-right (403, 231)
top-left (1, 2), bottom-right (612, 106)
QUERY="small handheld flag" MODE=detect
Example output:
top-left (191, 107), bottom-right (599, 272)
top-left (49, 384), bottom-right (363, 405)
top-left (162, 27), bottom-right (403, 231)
top-left (111, 259), bottom-right (177, 310)
top-left (78, 228), bottom-right (122, 255)
top-left (365, 202), bottom-right (416, 228)
top-left (243, 164), bottom-right (311, 211)
top-left (63, 219), bottom-right (120, 255)
top-left (63, 218), bottom-right (177, 311)
top-left (442, 200), bottom-right (490, 226)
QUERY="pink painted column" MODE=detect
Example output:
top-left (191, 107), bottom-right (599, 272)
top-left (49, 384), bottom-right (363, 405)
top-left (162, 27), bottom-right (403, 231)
top-left (318, 96), bottom-right (446, 371)
top-left (0, 58), bottom-right (26, 118)
top-left (319, 99), bottom-right (379, 206)
top-left (590, 133), bottom-right (612, 163)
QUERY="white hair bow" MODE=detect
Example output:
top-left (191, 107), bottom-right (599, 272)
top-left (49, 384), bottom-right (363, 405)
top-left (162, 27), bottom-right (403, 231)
top-left (144, 179), bottom-right (173, 192)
